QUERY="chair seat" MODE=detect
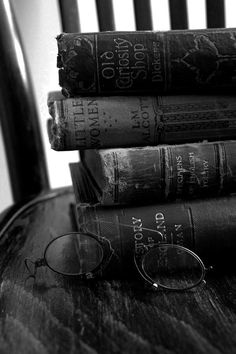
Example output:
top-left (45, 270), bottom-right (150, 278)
top-left (0, 187), bottom-right (236, 353)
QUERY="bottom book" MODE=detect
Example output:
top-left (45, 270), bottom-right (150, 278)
top-left (70, 163), bottom-right (236, 283)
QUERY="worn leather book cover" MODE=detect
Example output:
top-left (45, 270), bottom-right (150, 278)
top-left (79, 140), bottom-right (236, 205)
top-left (69, 162), bottom-right (100, 206)
top-left (47, 91), bottom-right (236, 150)
top-left (57, 28), bottom-right (236, 96)
top-left (73, 176), bottom-right (236, 274)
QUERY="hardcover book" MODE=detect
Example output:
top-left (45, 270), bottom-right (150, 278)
top-left (47, 91), bottom-right (236, 150)
top-left (77, 140), bottom-right (236, 205)
top-left (57, 28), bottom-right (236, 96)
top-left (71, 163), bottom-right (236, 274)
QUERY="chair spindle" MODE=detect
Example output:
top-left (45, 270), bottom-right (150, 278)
top-left (133, 0), bottom-right (153, 30)
top-left (169, 0), bottom-right (188, 29)
top-left (96, 0), bottom-right (115, 31)
top-left (206, 0), bottom-right (225, 28)
top-left (58, 0), bottom-right (80, 32)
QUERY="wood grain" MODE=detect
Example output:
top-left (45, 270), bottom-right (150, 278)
top-left (0, 187), bottom-right (235, 353)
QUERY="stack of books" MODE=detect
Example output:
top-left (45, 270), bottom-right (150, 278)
top-left (47, 28), bottom-right (236, 281)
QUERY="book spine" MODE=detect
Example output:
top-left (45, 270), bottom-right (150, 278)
top-left (84, 141), bottom-right (236, 204)
top-left (47, 94), bottom-right (236, 150)
top-left (57, 29), bottom-right (236, 96)
top-left (78, 196), bottom-right (236, 277)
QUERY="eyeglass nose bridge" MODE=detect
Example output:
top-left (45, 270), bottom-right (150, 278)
top-left (24, 257), bottom-right (46, 278)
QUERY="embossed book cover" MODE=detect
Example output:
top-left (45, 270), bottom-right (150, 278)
top-left (48, 91), bottom-right (236, 150)
top-left (78, 140), bottom-right (236, 205)
top-left (57, 28), bottom-right (236, 96)
top-left (70, 162), bottom-right (236, 273)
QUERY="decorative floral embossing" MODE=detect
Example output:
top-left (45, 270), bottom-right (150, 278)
top-left (173, 33), bottom-right (236, 84)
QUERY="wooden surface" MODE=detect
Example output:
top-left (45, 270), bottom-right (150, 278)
top-left (0, 187), bottom-right (236, 354)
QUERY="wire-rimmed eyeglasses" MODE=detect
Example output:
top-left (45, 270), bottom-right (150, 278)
top-left (25, 223), bottom-right (212, 291)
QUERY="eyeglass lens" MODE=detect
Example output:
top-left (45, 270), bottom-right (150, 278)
top-left (44, 231), bottom-right (204, 290)
top-left (142, 244), bottom-right (204, 290)
top-left (45, 233), bottom-right (103, 275)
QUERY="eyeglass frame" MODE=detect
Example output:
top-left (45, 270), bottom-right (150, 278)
top-left (25, 229), bottom-right (209, 291)
top-left (25, 230), bottom-right (115, 280)
top-left (134, 242), bottom-right (207, 291)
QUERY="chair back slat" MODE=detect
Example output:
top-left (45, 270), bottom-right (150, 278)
top-left (133, 0), bottom-right (153, 30)
top-left (169, 0), bottom-right (188, 29)
top-left (96, 0), bottom-right (115, 31)
top-left (206, 0), bottom-right (225, 28)
top-left (0, 0), bottom-right (49, 203)
top-left (58, 0), bottom-right (80, 32)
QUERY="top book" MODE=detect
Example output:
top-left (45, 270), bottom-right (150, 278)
top-left (57, 28), bottom-right (236, 97)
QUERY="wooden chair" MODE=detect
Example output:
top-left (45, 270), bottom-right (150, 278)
top-left (0, 1), bottom-right (235, 353)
